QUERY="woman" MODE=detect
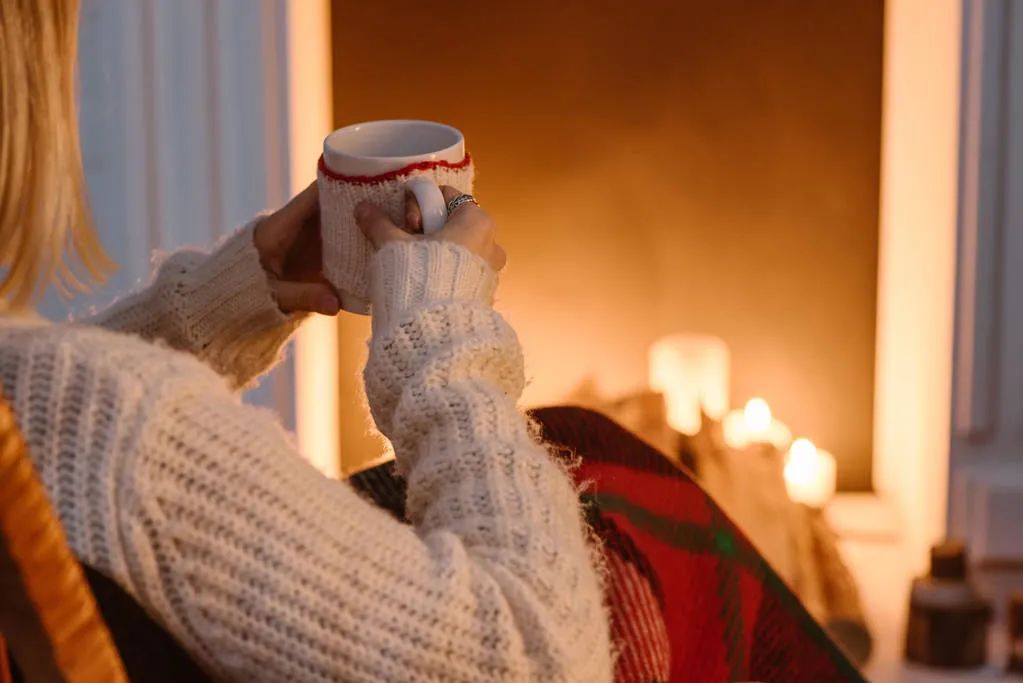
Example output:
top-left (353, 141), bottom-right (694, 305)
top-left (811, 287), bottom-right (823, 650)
top-left (0, 2), bottom-right (612, 681)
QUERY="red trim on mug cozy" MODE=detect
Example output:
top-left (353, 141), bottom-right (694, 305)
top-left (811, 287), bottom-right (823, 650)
top-left (317, 153), bottom-right (472, 184)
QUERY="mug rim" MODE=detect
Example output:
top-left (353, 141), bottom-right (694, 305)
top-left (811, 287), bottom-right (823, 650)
top-left (324, 119), bottom-right (464, 161)
top-left (317, 152), bottom-right (472, 185)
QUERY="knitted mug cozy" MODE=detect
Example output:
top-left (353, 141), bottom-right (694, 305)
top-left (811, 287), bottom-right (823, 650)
top-left (317, 154), bottom-right (475, 314)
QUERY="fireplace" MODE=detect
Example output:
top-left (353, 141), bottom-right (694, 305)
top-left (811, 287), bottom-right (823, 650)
top-left (327, 0), bottom-right (884, 493)
top-left (283, 0), bottom-right (1023, 677)
top-left (314, 1), bottom-right (889, 663)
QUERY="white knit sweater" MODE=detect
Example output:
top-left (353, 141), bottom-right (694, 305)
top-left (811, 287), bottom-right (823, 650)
top-left (0, 222), bottom-right (613, 682)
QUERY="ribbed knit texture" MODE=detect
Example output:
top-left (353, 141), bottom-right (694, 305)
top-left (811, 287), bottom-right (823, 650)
top-left (0, 220), bottom-right (612, 682)
top-left (317, 157), bottom-right (475, 309)
top-left (367, 240), bottom-right (498, 338)
top-left (86, 222), bottom-right (304, 390)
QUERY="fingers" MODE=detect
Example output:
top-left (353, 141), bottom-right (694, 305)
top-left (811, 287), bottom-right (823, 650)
top-left (431, 186), bottom-right (506, 272)
top-left (279, 211), bottom-right (323, 281)
top-left (255, 182), bottom-right (320, 264)
top-left (439, 185), bottom-right (463, 203)
top-left (289, 180), bottom-right (321, 214)
top-left (274, 182), bottom-right (320, 239)
top-left (438, 185), bottom-right (484, 226)
top-left (355, 201), bottom-right (414, 249)
top-left (490, 244), bottom-right (507, 271)
top-left (355, 191), bottom-right (507, 272)
top-left (271, 279), bottom-right (340, 315)
top-left (404, 191), bottom-right (422, 233)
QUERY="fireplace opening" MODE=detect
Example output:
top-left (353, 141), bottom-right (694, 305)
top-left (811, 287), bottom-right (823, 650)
top-left (330, 0), bottom-right (883, 492)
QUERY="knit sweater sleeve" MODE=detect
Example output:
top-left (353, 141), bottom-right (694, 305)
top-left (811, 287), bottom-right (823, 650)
top-left (83, 219), bottom-right (302, 389)
top-left (120, 240), bottom-right (613, 682)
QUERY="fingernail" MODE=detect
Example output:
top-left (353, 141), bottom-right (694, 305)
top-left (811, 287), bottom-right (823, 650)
top-left (354, 202), bottom-right (371, 220)
top-left (318, 293), bottom-right (340, 315)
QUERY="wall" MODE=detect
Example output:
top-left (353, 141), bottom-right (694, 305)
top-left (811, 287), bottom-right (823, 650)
top-left (331, 0), bottom-right (883, 488)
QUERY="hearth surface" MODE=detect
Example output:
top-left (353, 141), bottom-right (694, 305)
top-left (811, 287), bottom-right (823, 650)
top-left (830, 494), bottom-right (1020, 683)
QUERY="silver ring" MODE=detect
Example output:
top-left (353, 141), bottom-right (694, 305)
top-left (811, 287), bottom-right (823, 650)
top-left (446, 193), bottom-right (479, 215)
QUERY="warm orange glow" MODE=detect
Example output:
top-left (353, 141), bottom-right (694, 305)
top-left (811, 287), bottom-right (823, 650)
top-left (784, 438), bottom-right (837, 507)
top-left (723, 398), bottom-right (792, 450)
top-left (332, 1), bottom-right (884, 486)
top-left (287, 0), bottom-right (340, 478)
top-left (648, 334), bottom-right (730, 435)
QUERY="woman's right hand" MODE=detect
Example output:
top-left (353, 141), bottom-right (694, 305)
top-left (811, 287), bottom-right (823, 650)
top-left (353, 187), bottom-right (507, 272)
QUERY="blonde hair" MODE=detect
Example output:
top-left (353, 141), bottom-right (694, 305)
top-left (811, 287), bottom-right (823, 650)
top-left (0, 0), bottom-right (112, 309)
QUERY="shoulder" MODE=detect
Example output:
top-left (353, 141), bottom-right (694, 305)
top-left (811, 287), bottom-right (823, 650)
top-left (1, 321), bottom-right (226, 391)
top-left (0, 321), bottom-right (232, 446)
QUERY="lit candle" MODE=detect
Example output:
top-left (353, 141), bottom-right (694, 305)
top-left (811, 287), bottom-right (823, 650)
top-left (783, 438), bottom-right (837, 507)
top-left (648, 334), bottom-right (730, 435)
top-left (722, 397), bottom-right (792, 450)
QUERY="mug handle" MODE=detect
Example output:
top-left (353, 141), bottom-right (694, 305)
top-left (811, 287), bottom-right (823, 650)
top-left (404, 176), bottom-right (448, 235)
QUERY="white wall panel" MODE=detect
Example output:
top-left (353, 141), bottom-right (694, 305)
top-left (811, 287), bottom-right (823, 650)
top-left (949, 0), bottom-right (1023, 561)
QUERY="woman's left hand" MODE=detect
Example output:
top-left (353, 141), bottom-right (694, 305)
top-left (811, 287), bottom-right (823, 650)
top-left (253, 182), bottom-right (340, 315)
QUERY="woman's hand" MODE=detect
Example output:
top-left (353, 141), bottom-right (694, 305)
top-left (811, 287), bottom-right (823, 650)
top-left (354, 187), bottom-right (507, 272)
top-left (253, 182), bottom-right (341, 315)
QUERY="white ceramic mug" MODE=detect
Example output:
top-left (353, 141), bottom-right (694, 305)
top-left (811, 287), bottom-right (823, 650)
top-left (318, 120), bottom-right (474, 314)
top-left (324, 120), bottom-right (465, 233)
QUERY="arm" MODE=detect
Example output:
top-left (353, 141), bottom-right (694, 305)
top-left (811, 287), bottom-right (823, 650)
top-left (122, 240), bottom-right (612, 682)
top-left (83, 220), bottom-right (302, 389)
top-left (84, 184), bottom-right (339, 389)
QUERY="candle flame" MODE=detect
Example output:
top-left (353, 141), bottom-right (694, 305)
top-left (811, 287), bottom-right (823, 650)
top-left (723, 397), bottom-right (791, 450)
top-left (744, 397), bottom-right (772, 432)
top-left (784, 437), bottom-right (836, 507)
top-left (788, 437), bottom-right (817, 463)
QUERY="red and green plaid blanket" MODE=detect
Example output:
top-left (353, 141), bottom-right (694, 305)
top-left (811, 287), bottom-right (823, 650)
top-left (526, 406), bottom-right (865, 682)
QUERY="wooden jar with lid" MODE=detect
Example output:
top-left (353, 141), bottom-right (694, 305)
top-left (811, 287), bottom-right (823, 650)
top-left (904, 541), bottom-right (991, 668)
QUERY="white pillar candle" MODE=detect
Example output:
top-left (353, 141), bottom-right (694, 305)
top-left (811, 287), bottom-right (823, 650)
top-left (784, 438), bottom-right (837, 507)
top-left (722, 397), bottom-right (792, 450)
top-left (648, 334), bottom-right (730, 435)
